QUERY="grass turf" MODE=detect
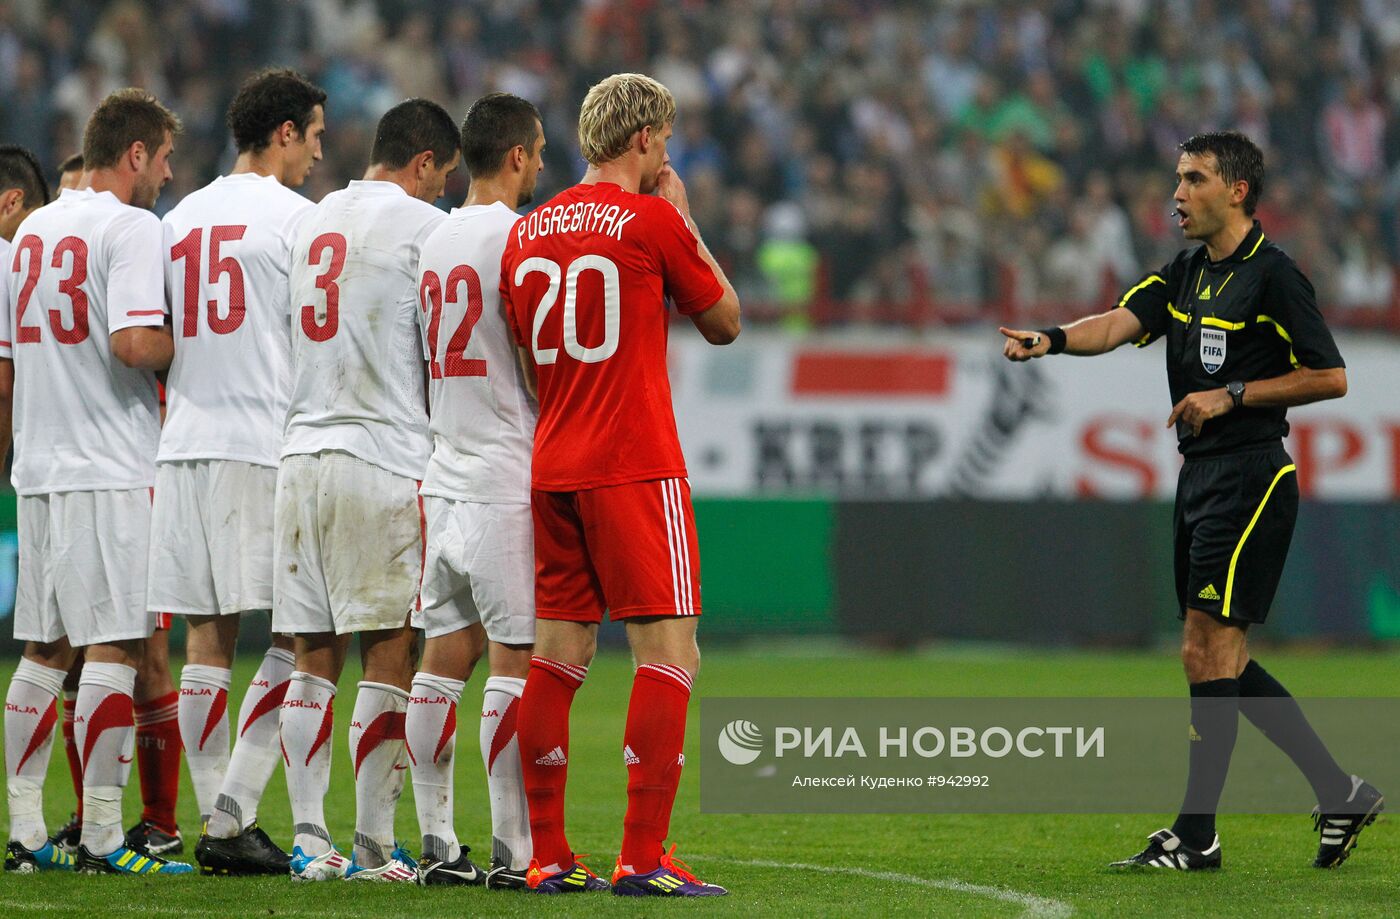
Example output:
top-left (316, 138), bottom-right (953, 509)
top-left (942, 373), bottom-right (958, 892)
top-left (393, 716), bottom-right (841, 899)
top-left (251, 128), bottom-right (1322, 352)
top-left (2, 645), bottom-right (1397, 917)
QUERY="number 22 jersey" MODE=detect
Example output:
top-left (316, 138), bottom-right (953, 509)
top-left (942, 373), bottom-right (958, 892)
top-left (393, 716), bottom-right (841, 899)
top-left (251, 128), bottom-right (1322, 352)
top-left (500, 181), bottom-right (721, 491)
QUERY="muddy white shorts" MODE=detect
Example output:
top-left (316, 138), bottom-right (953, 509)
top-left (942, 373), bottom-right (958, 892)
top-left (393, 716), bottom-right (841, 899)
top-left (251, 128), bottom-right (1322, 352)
top-left (413, 497), bottom-right (535, 645)
top-left (272, 451), bottom-right (422, 635)
top-left (15, 489), bottom-right (155, 647)
top-left (147, 460), bottom-right (277, 617)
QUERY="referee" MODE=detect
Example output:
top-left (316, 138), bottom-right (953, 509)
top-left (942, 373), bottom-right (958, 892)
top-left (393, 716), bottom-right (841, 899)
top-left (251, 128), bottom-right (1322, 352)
top-left (1000, 131), bottom-right (1382, 870)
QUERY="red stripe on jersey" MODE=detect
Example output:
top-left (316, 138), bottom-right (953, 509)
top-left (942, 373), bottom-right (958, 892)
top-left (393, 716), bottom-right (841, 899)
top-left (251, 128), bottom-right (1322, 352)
top-left (126, 309), bottom-right (165, 317)
top-left (792, 352), bottom-right (951, 397)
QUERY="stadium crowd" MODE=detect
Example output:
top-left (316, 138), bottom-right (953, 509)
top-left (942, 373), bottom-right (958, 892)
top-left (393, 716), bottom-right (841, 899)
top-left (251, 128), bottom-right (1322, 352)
top-left (1, 0), bottom-right (1398, 327)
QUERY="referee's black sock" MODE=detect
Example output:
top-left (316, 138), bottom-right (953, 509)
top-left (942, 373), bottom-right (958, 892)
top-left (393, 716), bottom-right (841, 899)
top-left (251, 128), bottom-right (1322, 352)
top-left (1171, 678), bottom-right (1240, 851)
top-left (1238, 659), bottom-right (1352, 808)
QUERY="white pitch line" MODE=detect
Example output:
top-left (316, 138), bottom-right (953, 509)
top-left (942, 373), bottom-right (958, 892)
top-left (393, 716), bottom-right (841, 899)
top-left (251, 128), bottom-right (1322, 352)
top-left (705, 855), bottom-right (1074, 919)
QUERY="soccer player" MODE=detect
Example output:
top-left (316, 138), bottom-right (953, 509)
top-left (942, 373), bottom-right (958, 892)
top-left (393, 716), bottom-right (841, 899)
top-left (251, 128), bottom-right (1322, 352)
top-left (0, 146), bottom-right (55, 871)
top-left (1, 89), bottom-right (193, 876)
top-left (275, 98), bottom-right (458, 883)
top-left (1001, 131), bottom-right (1379, 870)
top-left (148, 67), bottom-right (327, 877)
top-left (46, 142), bottom-right (185, 858)
top-left (58, 153), bottom-right (84, 191)
top-left (501, 73), bottom-right (740, 896)
top-left (408, 92), bottom-right (545, 889)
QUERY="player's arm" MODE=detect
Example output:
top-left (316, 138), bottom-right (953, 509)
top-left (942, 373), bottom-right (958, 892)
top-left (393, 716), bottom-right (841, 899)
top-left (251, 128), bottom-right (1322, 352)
top-left (655, 167), bottom-right (740, 345)
top-left (1167, 260), bottom-right (1346, 436)
top-left (0, 357), bottom-right (12, 465)
top-left (111, 324), bottom-right (174, 370)
top-left (516, 345), bottom-right (538, 402)
top-left (109, 211), bottom-right (174, 370)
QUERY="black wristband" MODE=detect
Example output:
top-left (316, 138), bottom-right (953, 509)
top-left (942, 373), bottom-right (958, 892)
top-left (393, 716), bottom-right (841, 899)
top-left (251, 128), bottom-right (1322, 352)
top-left (1038, 327), bottom-right (1067, 355)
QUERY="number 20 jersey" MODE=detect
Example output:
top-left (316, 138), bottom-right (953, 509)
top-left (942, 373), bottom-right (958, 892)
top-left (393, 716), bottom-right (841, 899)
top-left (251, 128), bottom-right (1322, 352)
top-left (500, 182), bottom-right (722, 491)
top-left (159, 173), bottom-right (313, 467)
top-left (416, 202), bottom-right (537, 504)
top-left (2, 188), bottom-right (166, 495)
top-left (282, 180), bottom-right (445, 479)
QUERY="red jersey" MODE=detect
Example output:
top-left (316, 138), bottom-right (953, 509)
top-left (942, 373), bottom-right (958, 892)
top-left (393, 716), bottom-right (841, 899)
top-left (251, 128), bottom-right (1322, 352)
top-left (502, 182), bottom-right (722, 491)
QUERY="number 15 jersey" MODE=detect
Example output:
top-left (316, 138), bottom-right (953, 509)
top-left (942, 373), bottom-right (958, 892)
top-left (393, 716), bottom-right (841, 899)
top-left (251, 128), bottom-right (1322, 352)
top-left (159, 173), bottom-right (313, 467)
top-left (500, 181), bottom-right (721, 491)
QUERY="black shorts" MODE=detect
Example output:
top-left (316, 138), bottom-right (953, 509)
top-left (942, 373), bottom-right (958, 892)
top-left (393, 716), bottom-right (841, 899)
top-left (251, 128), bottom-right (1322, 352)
top-left (1173, 444), bottom-right (1298, 626)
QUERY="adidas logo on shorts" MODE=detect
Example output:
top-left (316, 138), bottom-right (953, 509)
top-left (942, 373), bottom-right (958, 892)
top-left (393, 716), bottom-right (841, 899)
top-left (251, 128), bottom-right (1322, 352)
top-left (624, 745), bottom-right (640, 765)
top-left (535, 746), bottom-right (567, 766)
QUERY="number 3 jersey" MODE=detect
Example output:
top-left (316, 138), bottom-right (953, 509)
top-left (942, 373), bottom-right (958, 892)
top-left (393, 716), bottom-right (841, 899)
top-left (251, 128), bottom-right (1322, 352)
top-left (416, 202), bottom-right (537, 504)
top-left (500, 181), bottom-right (722, 491)
top-left (159, 173), bottom-right (313, 467)
top-left (282, 180), bottom-right (445, 479)
top-left (2, 188), bottom-right (166, 495)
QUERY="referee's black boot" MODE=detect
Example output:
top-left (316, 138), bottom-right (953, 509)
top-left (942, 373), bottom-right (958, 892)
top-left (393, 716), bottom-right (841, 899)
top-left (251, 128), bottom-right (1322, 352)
top-left (1110, 828), bottom-right (1221, 870)
top-left (1313, 775), bottom-right (1383, 868)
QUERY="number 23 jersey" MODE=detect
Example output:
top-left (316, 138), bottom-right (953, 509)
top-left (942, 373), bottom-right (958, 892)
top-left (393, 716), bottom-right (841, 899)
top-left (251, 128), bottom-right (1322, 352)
top-left (500, 181), bottom-right (722, 491)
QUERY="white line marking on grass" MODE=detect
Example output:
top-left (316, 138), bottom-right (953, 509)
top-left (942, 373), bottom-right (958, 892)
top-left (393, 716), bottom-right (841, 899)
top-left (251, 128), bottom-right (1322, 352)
top-left (706, 856), bottom-right (1074, 918)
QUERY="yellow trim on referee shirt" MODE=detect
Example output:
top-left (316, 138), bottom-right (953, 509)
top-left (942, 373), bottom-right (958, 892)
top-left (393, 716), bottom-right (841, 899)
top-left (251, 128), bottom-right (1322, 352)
top-left (1116, 274), bottom-right (1165, 309)
top-left (1255, 314), bottom-right (1299, 367)
top-left (1221, 464), bottom-right (1296, 618)
top-left (1243, 234), bottom-right (1266, 260)
top-left (1166, 301), bottom-right (1191, 325)
top-left (1200, 316), bottom-right (1245, 330)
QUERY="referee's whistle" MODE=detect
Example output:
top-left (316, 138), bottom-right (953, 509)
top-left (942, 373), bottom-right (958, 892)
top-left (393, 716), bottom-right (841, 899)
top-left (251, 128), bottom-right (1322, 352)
top-left (1022, 334), bottom-right (1042, 349)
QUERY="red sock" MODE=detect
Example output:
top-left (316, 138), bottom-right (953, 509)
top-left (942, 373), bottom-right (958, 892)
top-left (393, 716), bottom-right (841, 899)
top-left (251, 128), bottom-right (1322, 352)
top-left (134, 692), bottom-right (181, 833)
top-left (619, 664), bottom-right (693, 873)
top-left (62, 693), bottom-right (83, 820)
top-left (517, 656), bottom-right (586, 871)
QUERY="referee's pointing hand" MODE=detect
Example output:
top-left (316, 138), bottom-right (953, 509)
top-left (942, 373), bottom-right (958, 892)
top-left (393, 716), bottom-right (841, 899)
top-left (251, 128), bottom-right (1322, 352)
top-left (1166, 388), bottom-right (1234, 437)
top-left (999, 327), bottom-right (1050, 361)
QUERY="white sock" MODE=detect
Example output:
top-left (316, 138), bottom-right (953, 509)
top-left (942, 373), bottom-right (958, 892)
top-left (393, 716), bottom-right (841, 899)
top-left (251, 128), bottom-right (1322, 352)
top-left (349, 681), bottom-right (409, 868)
top-left (5, 659), bottom-right (66, 848)
top-left (75, 662), bottom-right (137, 856)
top-left (178, 664), bottom-right (232, 822)
top-left (406, 672), bottom-right (463, 863)
top-left (480, 675), bottom-right (531, 869)
top-left (208, 646), bottom-right (294, 838)
top-left (279, 671), bottom-right (336, 857)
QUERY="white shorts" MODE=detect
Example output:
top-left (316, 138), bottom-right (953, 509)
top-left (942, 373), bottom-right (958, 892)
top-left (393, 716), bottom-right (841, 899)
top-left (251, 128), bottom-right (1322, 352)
top-left (147, 460), bottom-right (276, 617)
top-left (272, 451), bottom-right (422, 635)
top-left (15, 489), bottom-right (155, 647)
top-left (413, 497), bottom-right (536, 644)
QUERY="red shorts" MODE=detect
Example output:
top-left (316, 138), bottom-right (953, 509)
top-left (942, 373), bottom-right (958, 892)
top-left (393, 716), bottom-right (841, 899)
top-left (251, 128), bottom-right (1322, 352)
top-left (155, 613), bottom-right (172, 630)
top-left (532, 477), bottom-right (701, 623)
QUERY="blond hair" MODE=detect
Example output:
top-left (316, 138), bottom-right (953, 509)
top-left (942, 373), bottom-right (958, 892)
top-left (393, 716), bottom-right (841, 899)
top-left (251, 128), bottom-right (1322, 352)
top-left (577, 73), bottom-right (676, 166)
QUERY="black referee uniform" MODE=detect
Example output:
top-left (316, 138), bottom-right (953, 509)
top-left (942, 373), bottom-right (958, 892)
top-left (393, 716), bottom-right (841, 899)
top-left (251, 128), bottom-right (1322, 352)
top-left (1118, 219), bottom-right (1344, 625)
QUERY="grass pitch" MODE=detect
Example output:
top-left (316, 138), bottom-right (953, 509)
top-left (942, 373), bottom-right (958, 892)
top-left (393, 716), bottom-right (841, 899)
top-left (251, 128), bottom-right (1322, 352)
top-left (2, 645), bottom-right (1397, 917)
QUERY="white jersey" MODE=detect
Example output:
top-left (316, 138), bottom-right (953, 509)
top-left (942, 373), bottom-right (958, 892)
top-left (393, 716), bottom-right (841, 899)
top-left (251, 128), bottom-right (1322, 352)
top-left (3, 188), bottom-right (164, 495)
top-left (417, 203), bottom-right (537, 504)
top-left (282, 180), bottom-right (444, 479)
top-left (158, 173), bottom-right (312, 467)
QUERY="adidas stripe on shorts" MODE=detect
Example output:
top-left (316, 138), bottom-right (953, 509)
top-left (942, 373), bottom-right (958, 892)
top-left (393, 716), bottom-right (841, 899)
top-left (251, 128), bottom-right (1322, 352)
top-left (532, 477), bottom-right (700, 623)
